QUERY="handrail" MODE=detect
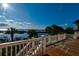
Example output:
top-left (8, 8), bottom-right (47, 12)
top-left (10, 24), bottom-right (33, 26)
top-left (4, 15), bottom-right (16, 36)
top-left (0, 37), bottom-right (42, 48)
top-left (0, 39), bottom-right (31, 48)
top-left (0, 33), bottom-right (70, 56)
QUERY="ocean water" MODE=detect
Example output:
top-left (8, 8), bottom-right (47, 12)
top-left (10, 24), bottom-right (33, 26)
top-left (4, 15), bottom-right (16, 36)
top-left (0, 33), bottom-right (29, 41)
top-left (0, 32), bottom-right (48, 41)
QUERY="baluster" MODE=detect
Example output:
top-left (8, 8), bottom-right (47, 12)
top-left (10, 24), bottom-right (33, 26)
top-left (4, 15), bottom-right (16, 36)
top-left (32, 37), bottom-right (35, 50)
top-left (73, 32), bottom-right (76, 39)
top-left (19, 44), bottom-right (21, 51)
top-left (58, 34), bottom-right (60, 40)
top-left (64, 33), bottom-right (66, 39)
top-left (28, 45), bottom-right (30, 55)
top-left (55, 35), bottom-right (56, 41)
top-left (11, 46), bottom-right (13, 56)
top-left (57, 34), bottom-right (58, 40)
top-left (15, 45), bottom-right (17, 56)
top-left (25, 44), bottom-right (28, 55)
top-left (41, 35), bottom-right (46, 55)
top-left (0, 48), bottom-right (2, 56)
top-left (43, 37), bottom-right (46, 55)
top-left (48, 35), bottom-right (51, 44)
top-left (55, 35), bottom-right (58, 41)
top-left (22, 44), bottom-right (24, 55)
top-left (6, 47), bottom-right (8, 56)
top-left (54, 35), bottom-right (55, 41)
top-left (54, 35), bottom-right (55, 40)
top-left (52, 36), bottom-right (54, 42)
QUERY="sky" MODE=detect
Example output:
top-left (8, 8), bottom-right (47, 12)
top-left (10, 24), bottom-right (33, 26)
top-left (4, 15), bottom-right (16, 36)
top-left (0, 3), bottom-right (79, 29)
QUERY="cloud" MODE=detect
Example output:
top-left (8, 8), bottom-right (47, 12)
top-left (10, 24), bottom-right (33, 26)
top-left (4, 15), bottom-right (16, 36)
top-left (26, 23), bottom-right (32, 25)
top-left (5, 19), bottom-right (14, 22)
top-left (0, 22), bottom-right (9, 29)
top-left (15, 22), bottom-right (23, 25)
top-left (0, 15), bottom-right (6, 18)
top-left (0, 19), bottom-right (33, 29)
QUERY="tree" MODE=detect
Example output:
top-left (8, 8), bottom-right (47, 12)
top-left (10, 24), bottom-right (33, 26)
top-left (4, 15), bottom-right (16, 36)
top-left (65, 27), bottom-right (74, 34)
top-left (9, 27), bottom-right (15, 41)
top-left (45, 26), bottom-right (53, 35)
top-left (74, 19), bottom-right (79, 30)
top-left (27, 29), bottom-right (37, 38)
top-left (51, 25), bottom-right (64, 34)
top-left (6, 27), bottom-right (16, 41)
top-left (45, 25), bottom-right (64, 35)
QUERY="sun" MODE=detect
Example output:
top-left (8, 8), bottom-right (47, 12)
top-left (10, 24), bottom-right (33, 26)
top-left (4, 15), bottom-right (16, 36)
top-left (2, 3), bottom-right (9, 10)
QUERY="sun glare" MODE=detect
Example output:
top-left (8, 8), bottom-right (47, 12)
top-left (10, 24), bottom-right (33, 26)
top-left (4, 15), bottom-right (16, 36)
top-left (2, 3), bottom-right (9, 10)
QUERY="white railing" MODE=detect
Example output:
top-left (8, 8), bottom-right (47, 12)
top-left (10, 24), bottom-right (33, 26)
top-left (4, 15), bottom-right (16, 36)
top-left (0, 33), bottom-right (68, 56)
top-left (0, 39), bottom-right (32, 56)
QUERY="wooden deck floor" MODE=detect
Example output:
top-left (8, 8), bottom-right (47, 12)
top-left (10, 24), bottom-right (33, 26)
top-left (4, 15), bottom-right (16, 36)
top-left (47, 47), bottom-right (66, 56)
top-left (65, 39), bottom-right (79, 56)
top-left (43, 39), bottom-right (79, 56)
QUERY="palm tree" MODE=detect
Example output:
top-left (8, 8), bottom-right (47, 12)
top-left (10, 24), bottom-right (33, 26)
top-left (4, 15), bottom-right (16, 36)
top-left (74, 19), bottom-right (79, 30)
top-left (6, 27), bottom-right (15, 41)
top-left (27, 29), bottom-right (37, 38)
top-left (9, 27), bottom-right (15, 41)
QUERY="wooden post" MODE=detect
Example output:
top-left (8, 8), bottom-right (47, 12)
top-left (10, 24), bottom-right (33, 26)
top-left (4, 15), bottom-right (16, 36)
top-left (23, 44), bottom-right (24, 56)
top-left (56, 35), bottom-right (58, 40)
top-left (11, 46), bottom-right (13, 56)
top-left (32, 37), bottom-right (35, 50)
top-left (43, 37), bottom-right (46, 55)
top-left (19, 44), bottom-right (21, 51)
top-left (41, 35), bottom-right (46, 55)
top-left (58, 34), bottom-right (60, 40)
top-left (73, 32), bottom-right (77, 39)
top-left (0, 48), bottom-right (2, 56)
top-left (48, 35), bottom-right (51, 44)
top-left (15, 45), bottom-right (17, 56)
top-left (55, 35), bottom-right (57, 41)
top-left (57, 34), bottom-right (59, 40)
top-left (25, 45), bottom-right (28, 55)
top-left (64, 33), bottom-right (66, 39)
top-left (6, 47), bottom-right (8, 56)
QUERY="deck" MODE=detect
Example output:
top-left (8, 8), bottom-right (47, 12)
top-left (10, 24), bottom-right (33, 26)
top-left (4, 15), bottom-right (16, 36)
top-left (0, 33), bottom-right (79, 56)
top-left (43, 39), bottom-right (79, 56)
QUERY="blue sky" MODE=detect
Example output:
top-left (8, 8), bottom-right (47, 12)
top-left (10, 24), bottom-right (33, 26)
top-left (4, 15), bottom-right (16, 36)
top-left (0, 3), bottom-right (79, 29)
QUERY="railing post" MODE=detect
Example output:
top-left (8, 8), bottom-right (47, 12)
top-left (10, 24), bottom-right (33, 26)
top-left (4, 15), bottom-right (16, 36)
top-left (11, 46), bottom-right (13, 56)
top-left (23, 44), bottom-right (24, 56)
top-left (41, 35), bottom-right (46, 55)
top-left (58, 34), bottom-right (60, 40)
top-left (73, 32), bottom-right (77, 39)
top-left (55, 35), bottom-right (58, 40)
top-left (43, 37), bottom-right (46, 55)
top-left (15, 45), bottom-right (17, 56)
top-left (58, 34), bottom-right (61, 40)
top-left (6, 47), bottom-right (8, 56)
top-left (48, 35), bottom-right (51, 44)
top-left (0, 48), bottom-right (2, 56)
top-left (32, 37), bottom-right (35, 50)
top-left (64, 33), bottom-right (66, 39)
